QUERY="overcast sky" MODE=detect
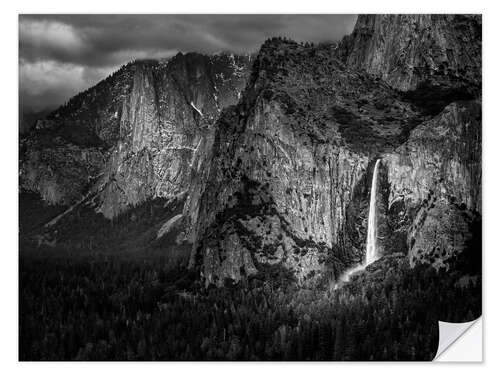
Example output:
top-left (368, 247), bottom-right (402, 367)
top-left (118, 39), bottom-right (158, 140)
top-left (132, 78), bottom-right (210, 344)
top-left (19, 14), bottom-right (357, 114)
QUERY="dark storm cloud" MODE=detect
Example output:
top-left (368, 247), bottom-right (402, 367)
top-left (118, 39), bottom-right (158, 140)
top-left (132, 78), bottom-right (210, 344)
top-left (19, 14), bottom-right (357, 113)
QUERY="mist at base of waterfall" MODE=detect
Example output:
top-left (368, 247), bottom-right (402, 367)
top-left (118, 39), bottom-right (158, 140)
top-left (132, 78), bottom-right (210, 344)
top-left (334, 159), bottom-right (381, 290)
top-left (333, 255), bottom-right (382, 290)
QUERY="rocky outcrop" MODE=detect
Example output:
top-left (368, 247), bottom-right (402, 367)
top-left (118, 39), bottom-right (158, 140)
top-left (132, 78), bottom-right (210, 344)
top-left (336, 14), bottom-right (482, 273)
top-left (382, 100), bottom-right (481, 268)
top-left (20, 143), bottom-right (105, 205)
top-left (186, 38), bottom-right (430, 285)
top-left (383, 100), bottom-right (481, 213)
top-left (406, 198), bottom-right (479, 270)
top-left (187, 14), bottom-right (482, 285)
top-left (20, 53), bottom-right (252, 218)
top-left (340, 15), bottom-right (481, 97)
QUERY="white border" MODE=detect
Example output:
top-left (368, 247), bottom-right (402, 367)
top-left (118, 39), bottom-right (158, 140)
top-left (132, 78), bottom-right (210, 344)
top-left (3, 0), bottom-right (498, 373)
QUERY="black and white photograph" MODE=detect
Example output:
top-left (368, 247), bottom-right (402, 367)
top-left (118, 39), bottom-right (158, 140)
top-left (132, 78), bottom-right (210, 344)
top-left (17, 12), bottom-right (482, 361)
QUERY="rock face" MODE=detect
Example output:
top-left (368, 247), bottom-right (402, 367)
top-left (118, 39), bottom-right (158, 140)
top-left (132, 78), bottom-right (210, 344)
top-left (407, 198), bottom-right (480, 270)
top-left (340, 15), bottom-right (481, 98)
top-left (20, 53), bottom-right (252, 217)
top-left (383, 101), bottom-right (481, 213)
top-left (382, 100), bottom-right (481, 268)
top-left (186, 15), bottom-right (481, 285)
top-left (20, 15), bottom-right (481, 285)
top-left (185, 38), bottom-right (430, 285)
top-left (337, 14), bottom-right (482, 272)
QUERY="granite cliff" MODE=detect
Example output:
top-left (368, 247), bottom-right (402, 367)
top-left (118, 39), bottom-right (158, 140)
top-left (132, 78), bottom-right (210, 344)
top-left (339, 15), bottom-right (481, 106)
top-left (383, 100), bottom-right (481, 270)
top-left (20, 15), bottom-right (481, 286)
top-left (185, 15), bottom-right (481, 285)
top-left (343, 14), bottom-right (482, 272)
top-left (20, 53), bottom-right (252, 218)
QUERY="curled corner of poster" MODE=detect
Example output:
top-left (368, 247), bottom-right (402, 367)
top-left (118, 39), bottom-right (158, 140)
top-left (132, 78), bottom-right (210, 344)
top-left (433, 317), bottom-right (483, 362)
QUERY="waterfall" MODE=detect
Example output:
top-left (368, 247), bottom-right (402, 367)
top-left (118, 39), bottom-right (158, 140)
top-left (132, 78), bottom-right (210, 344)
top-left (365, 159), bottom-right (380, 265)
top-left (333, 159), bottom-right (381, 289)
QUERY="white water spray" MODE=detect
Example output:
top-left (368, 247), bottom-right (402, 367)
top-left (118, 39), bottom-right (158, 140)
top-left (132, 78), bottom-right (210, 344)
top-left (365, 159), bottom-right (380, 265)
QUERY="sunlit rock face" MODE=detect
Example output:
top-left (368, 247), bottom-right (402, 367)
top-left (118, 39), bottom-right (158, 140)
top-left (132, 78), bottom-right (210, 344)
top-left (20, 14), bottom-right (481, 286)
top-left (20, 53), bottom-right (252, 218)
top-left (383, 101), bottom-right (481, 214)
top-left (340, 14), bottom-right (481, 96)
top-left (381, 100), bottom-right (481, 268)
top-left (188, 105), bottom-right (368, 285)
top-left (336, 14), bottom-right (482, 271)
top-left (188, 15), bottom-right (482, 285)
top-left (186, 38), bottom-right (430, 286)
